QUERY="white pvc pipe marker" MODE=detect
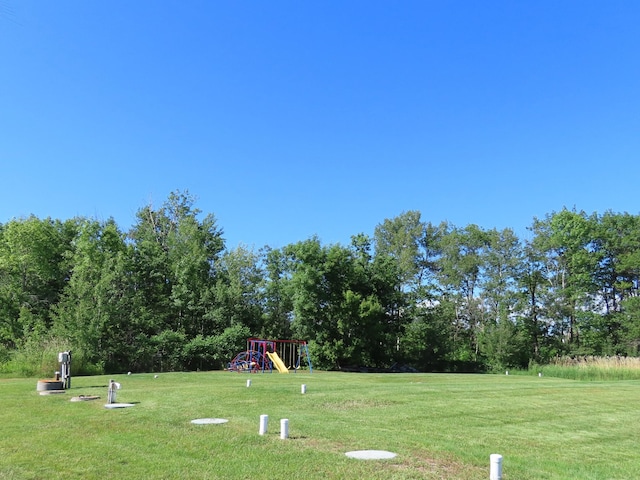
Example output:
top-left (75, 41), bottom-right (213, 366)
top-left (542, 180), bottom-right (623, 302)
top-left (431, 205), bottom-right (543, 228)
top-left (490, 454), bottom-right (503, 480)
top-left (280, 419), bottom-right (289, 439)
top-left (301, 384), bottom-right (306, 394)
top-left (247, 379), bottom-right (251, 387)
top-left (259, 414), bottom-right (268, 435)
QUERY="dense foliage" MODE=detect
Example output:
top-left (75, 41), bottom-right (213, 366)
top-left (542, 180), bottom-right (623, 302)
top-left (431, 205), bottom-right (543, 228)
top-left (1, 191), bottom-right (639, 374)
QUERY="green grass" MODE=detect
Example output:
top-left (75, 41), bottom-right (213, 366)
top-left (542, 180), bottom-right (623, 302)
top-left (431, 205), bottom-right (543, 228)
top-left (2, 371), bottom-right (639, 479)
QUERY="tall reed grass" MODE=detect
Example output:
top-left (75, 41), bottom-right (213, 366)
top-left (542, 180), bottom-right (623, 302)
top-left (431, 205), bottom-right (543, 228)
top-left (532, 355), bottom-right (640, 381)
top-left (0, 337), bottom-right (103, 377)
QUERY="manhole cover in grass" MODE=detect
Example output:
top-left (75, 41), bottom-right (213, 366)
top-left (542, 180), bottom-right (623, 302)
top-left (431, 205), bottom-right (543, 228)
top-left (104, 403), bottom-right (135, 409)
top-left (71, 395), bottom-right (100, 402)
top-left (345, 450), bottom-right (397, 460)
top-left (191, 418), bottom-right (229, 425)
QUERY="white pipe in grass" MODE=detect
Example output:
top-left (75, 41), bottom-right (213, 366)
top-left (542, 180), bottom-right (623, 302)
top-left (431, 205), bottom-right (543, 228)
top-left (490, 454), bottom-right (503, 480)
top-left (301, 384), bottom-right (306, 394)
top-left (259, 414), bottom-right (268, 435)
top-left (280, 419), bottom-right (289, 439)
top-left (107, 380), bottom-right (120, 404)
top-left (247, 379), bottom-right (251, 387)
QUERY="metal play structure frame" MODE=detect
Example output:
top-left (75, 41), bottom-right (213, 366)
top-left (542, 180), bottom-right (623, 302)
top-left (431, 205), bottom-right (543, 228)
top-left (228, 338), bottom-right (313, 374)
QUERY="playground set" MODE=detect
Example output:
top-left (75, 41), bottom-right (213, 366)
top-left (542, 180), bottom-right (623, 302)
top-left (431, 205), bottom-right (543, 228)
top-left (228, 338), bottom-right (312, 374)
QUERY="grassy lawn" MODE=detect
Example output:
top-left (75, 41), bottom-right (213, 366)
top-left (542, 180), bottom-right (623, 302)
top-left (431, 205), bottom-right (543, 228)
top-left (1, 371), bottom-right (639, 479)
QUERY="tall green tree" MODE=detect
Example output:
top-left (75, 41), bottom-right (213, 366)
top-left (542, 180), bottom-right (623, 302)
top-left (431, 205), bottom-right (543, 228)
top-left (260, 246), bottom-right (294, 340)
top-left (478, 228), bottom-right (526, 369)
top-left (129, 192), bottom-right (223, 329)
top-left (587, 212), bottom-right (640, 354)
top-left (208, 245), bottom-right (264, 335)
top-left (437, 223), bottom-right (490, 361)
top-left (284, 238), bottom-right (345, 368)
top-left (531, 209), bottom-right (599, 349)
top-left (373, 211), bottom-right (424, 291)
top-left (348, 234), bottom-right (397, 367)
top-left (165, 196), bottom-right (224, 337)
top-left (0, 216), bottom-right (74, 347)
top-left (593, 212), bottom-right (640, 312)
top-left (516, 238), bottom-right (551, 361)
top-left (373, 212), bottom-right (441, 363)
top-left (125, 191), bottom-right (224, 371)
top-left (283, 237), bottom-right (394, 369)
top-left (53, 218), bottom-right (129, 369)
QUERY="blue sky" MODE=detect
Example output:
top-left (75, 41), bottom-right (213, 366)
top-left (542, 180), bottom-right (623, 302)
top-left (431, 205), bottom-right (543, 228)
top-left (1, 1), bottom-right (639, 249)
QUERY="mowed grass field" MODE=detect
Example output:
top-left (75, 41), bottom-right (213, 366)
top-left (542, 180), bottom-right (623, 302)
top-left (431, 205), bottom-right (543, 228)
top-left (1, 371), bottom-right (639, 479)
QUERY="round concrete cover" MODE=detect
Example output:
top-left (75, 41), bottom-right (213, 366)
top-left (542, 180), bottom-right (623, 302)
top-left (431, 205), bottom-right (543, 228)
top-left (345, 450), bottom-right (397, 460)
top-left (104, 403), bottom-right (135, 408)
top-left (191, 418), bottom-right (229, 425)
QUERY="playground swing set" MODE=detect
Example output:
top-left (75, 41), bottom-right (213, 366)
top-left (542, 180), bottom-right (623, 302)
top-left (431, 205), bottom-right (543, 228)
top-left (228, 338), bottom-right (313, 374)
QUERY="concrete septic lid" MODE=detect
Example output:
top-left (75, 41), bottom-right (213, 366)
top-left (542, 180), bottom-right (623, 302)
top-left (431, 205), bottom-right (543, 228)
top-left (37, 380), bottom-right (65, 391)
top-left (191, 418), bottom-right (229, 425)
top-left (345, 450), bottom-right (397, 460)
top-left (104, 403), bottom-right (135, 409)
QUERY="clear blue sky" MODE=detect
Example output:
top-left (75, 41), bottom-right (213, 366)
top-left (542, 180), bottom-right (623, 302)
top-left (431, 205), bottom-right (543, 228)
top-left (2, 1), bottom-right (639, 249)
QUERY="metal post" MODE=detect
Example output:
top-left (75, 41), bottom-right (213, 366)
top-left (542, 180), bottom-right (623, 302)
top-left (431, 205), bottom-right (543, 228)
top-left (58, 351), bottom-right (71, 389)
top-left (66, 351), bottom-right (71, 388)
top-left (107, 379), bottom-right (118, 404)
top-left (303, 343), bottom-right (313, 374)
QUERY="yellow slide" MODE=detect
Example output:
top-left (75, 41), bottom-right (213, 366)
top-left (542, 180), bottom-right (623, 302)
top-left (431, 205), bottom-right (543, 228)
top-left (266, 351), bottom-right (289, 373)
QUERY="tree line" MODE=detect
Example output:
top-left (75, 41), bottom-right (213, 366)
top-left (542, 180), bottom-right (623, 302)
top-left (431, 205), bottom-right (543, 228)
top-left (1, 191), bottom-right (639, 374)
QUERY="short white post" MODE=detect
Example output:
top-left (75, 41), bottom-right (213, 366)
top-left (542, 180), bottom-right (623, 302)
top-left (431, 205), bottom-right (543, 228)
top-left (247, 379), bottom-right (251, 387)
top-left (280, 419), bottom-right (289, 439)
top-left (301, 384), bottom-right (306, 394)
top-left (259, 414), bottom-right (268, 435)
top-left (490, 454), bottom-right (503, 480)
top-left (107, 379), bottom-right (117, 404)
